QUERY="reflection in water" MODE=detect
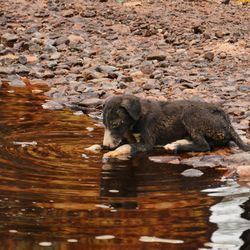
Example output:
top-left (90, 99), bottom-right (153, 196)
top-left (0, 86), bottom-right (249, 249)
top-left (203, 181), bottom-right (250, 249)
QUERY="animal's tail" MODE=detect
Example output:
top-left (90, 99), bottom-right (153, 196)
top-left (229, 124), bottom-right (250, 151)
top-left (213, 107), bottom-right (250, 151)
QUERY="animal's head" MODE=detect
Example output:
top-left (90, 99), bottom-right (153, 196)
top-left (102, 95), bottom-right (141, 149)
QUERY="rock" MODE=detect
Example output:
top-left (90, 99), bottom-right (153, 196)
top-left (180, 156), bottom-right (203, 167)
top-left (149, 155), bottom-right (181, 164)
top-left (62, 10), bottom-right (75, 17)
top-left (0, 67), bottom-right (15, 74)
top-left (15, 65), bottom-right (30, 75)
top-left (181, 169), bottom-right (204, 177)
top-left (193, 25), bottom-right (204, 34)
top-left (224, 152), bottom-right (250, 166)
top-left (28, 43), bottom-right (41, 53)
top-left (18, 55), bottom-right (28, 65)
top-left (95, 65), bottom-right (118, 74)
top-left (239, 85), bottom-right (250, 92)
top-left (1, 33), bottom-right (18, 47)
top-left (204, 52), bottom-right (214, 61)
top-left (143, 79), bottom-right (160, 90)
top-left (81, 10), bottom-right (96, 18)
top-left (146, 52), bottom-right (166, 61)
top-left (79, 98), bottom-right (103, 107)
top-left (44, 44), bottom-right (57, 53)
top-left (54, 37), bottom-right (69, 46)
top-left (236, 165), bottom-right (250, 179)
top-left (42, 100), bottom-right (64, 110)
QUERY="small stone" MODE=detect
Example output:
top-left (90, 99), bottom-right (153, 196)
top-left (1, 33), bottom-right (19, 47)
top-left (95, 65), bottom-right (118, 74)
top-left (204, 52), bottom-right (214, 61)
top-left (42, 100), bottom-right (64, 110)
top-left (81, 10), bottom-right (96, 18)
top-left (236, 165), bottom-right (250, 178)
top-left (15, 65), bottom-right (30, 75)
top-left (181, 169), bottom-right (204, 177)
top-left (18, 55), bottom-right (28, 65)
top-left (224, 152), bottom-right (250, 166)
top-left (147, 52), bottom-right (166, 61)
top-left (79, 98), bottom-right (103, 107)
top-left (0, 67), bottom-right (15, 74)
top-left (149, 155), bottom-right (181, 163)
top-left (219, 52), bottom-right (227, 59)
top-left (62, 10), bottom-right (75, 17)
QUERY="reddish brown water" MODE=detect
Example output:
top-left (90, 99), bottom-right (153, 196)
top-left (0, 87), bottom-right (249, 250)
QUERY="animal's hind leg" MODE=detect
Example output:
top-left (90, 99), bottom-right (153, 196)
top-left (177, 113), bottom-right (211, 152)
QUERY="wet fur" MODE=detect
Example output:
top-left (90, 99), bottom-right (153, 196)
top-left (102, 95), bottom-right (250, 156)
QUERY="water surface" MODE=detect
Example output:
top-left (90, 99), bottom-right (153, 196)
top-left (0, 87), bottom-right (249, 250)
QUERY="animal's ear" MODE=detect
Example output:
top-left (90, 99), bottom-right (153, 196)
top-left (120, 95), bottom-right (141, 121)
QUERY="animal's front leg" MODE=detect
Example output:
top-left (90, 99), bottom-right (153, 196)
top-left (103, 144), bottom-right (132, 160)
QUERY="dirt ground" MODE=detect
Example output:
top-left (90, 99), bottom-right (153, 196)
top-left (0, 0), bottom-right (249, 133)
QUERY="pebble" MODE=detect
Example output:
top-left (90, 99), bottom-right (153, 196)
top-left (181, 169), bottom-right (204, 177)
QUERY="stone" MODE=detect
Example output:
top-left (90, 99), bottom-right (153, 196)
top-left (224, 152), bottom-right (250, 166)
top-left (42, 100), bottom-right (64, 110)
top-left (181, 169), bottom-right (204, 177)
top-left (18, 55), bottom-right (28, 65)
top-left (204, 52), bottom-right (214, 61)
top-left (15, 65), bottom-right (30, 74)
top-left (95, 65), bottom-right (118, 74)
top-left (1, 33), bottom-right (18, 47)
top-left (0, 67), bottom-right (15, 74)
top-left (146, 52), bottom-right (166, 61)
top-left (79, 98), bottom-right (103, 107)
top-left (149, 155), bottom-right (181, 164)
top-left (62, 10), bottom-right (75, 17)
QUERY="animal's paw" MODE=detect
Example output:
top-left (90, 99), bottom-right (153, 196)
top-left (164, 139), bottom-right (192, 152)
top-left (103, 144), bottom-right (132, 160)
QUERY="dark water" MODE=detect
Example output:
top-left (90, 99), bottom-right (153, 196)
top-left (0, 87), bottom-right (249, 250)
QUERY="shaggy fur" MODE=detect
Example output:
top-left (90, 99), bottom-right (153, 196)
top-left (102, 95), bottom-right (250, 158)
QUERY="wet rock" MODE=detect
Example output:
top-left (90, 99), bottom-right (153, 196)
top-left (181, 169), bottom-right (204, 177)
top-left (42, 100), bottom-right (64, 110)
top-left (180, 156), bottom-right (203, 167)
top-left (1, 33), bottom-right (18, 47)
top-left (236, 165), bottom-right (250, 179)
top-left (8, 77), bottom-right (26, 87)
top-left (149, 155), bottom-right (181, 164)
top-left (224, 152), bottom-right (250, 166)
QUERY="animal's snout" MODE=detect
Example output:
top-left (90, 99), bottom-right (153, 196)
top-left (103, 128), bottom-right (120, 149)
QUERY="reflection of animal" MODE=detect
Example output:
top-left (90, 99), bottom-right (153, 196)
top-left (102, 95), bottom-right (250, 159)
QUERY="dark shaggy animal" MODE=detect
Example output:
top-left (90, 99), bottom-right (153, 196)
top-left (102, 95), bottom-right (250, 158)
